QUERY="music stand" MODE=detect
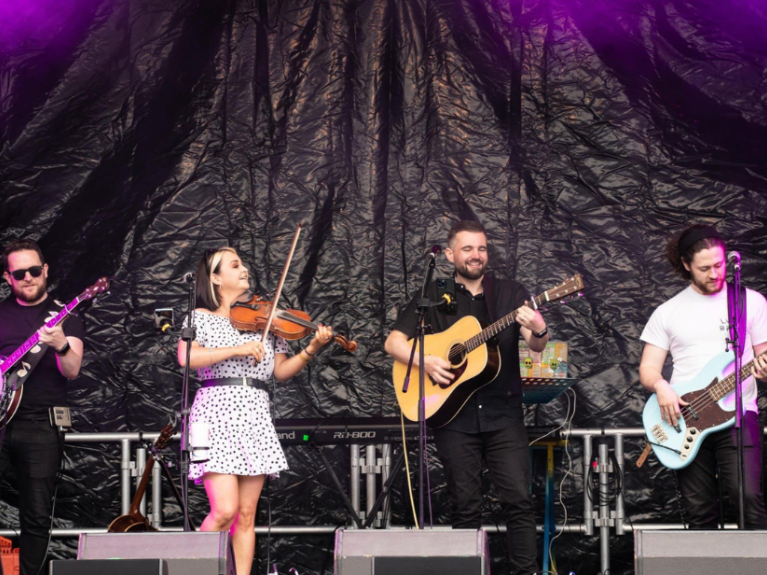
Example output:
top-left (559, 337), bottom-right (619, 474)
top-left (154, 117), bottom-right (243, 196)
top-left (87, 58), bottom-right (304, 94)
top-left (522, 377), bottom-right (579, 404)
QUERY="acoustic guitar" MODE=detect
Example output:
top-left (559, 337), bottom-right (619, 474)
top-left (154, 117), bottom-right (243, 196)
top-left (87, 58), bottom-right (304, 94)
top-left (642, 350), bottom-right (766, 469)
top-left (107, 423), bottom-right (175, 532)
top-left (0, 277), bottom-right (110, 427)
top-left (392, 274), bottom-right (584, 427)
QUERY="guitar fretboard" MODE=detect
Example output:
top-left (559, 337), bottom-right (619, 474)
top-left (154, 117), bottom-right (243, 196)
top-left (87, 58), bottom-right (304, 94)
top-left (0, 299), bottom-right (79, 377)
top-left (708, 351), bottom-right (767, 402)
top-left (464, 293), bottom-right (546, 353)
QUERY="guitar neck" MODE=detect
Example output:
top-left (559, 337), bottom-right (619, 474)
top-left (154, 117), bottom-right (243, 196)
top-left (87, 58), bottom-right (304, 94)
top-left (465, 294), bottom-right (545, 353)
top-left (709, 352), bottom-right (767, 402)
top-left (129, 454), bottom-right (156, 516)
top-left (0, 299), bottom-right (78, 377)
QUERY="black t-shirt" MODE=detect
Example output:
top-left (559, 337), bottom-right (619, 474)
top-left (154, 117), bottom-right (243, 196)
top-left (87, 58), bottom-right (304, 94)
top-left (0, 296), bottom-right (86, 420)
top-left (391, 274), bottom-right (528, 433)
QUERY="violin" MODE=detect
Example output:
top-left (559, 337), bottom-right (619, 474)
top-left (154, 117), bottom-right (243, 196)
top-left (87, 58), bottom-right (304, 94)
top-left (230, 294), bottom-right (357, 353)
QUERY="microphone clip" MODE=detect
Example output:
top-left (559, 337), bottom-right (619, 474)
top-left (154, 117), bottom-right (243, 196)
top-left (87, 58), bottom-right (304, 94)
top-left (154, 308), bottom-right (175, 334)
top-left (436, 277), bottom-right (457, 313)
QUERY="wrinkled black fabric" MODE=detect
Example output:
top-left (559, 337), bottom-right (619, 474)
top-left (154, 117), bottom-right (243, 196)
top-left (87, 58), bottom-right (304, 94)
top-left (2, 1), bottom-right (767, 573)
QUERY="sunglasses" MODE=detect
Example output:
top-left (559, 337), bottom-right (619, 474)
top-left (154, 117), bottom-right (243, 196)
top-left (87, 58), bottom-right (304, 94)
top-left (9, 266), bottom-right (44, 281)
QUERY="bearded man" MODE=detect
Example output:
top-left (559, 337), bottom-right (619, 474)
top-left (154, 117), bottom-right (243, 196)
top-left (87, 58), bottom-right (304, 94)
top-left (639, 224), bottom-right (767, 528)
top-left (385, 220), bottom-right (547, 575)
top-left (0, 239), bottom-right (85, 575)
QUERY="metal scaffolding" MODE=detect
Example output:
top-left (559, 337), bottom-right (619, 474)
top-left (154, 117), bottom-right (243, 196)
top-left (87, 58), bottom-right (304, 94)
top-left (0, 426), bottom-right (745, 571)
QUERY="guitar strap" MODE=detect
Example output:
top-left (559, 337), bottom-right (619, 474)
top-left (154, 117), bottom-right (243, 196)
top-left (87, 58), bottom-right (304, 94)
top-left (726, 281), bottom-right (747, 359)
top-left (3, 298), bottom-right (60, 393)
top-left (481, 274), bottom-right (497, 322)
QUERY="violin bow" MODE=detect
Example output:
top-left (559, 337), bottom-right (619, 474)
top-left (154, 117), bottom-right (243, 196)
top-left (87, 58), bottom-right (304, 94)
top-left (261, 223), bottom-right (303, 343)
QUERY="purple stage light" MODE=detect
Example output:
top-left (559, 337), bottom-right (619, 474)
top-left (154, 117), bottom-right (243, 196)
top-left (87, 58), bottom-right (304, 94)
top-left (0, 0), bottom-right (97, 52)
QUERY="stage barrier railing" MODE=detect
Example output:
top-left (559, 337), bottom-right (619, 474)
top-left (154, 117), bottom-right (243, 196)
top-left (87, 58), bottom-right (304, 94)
top-left (0, 427), bottom-right (756, 572)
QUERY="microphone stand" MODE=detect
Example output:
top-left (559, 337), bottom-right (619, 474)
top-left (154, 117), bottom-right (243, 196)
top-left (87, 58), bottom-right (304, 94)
top-left (401, 252), bottom-right (439, 529)
top-left (179, 278), bottom-right (196, 531)
top-left (728, 260), bottom-right (745, 530)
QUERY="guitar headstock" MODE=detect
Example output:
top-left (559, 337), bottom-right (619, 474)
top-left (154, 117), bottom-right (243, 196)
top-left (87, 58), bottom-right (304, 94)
top-left (154, 422), bottom-right (176, 451)
top-left (541, 273), bottom-right (584, 304)
top-left (78, 277), bottom-right (111, 301)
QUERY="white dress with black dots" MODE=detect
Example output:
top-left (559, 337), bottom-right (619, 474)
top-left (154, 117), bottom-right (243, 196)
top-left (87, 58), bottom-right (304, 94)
top-left (185, 311), bottom-right (289, 483)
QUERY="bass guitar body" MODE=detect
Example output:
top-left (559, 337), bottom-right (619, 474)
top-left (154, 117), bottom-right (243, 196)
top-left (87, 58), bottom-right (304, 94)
top-left (392, 316), bottom-right (500, 428)
top-left (642, 351), bottom-right (739, 470)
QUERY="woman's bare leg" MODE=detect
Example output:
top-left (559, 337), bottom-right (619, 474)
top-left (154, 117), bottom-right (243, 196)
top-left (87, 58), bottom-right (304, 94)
top-left (229, 474), bottom-right (266, 575)
top-left (200, 473), bottom-right (239, 531)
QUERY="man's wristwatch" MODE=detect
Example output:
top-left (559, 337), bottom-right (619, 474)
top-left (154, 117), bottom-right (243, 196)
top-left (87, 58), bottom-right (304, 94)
top-left (532, 327), bottom-right (548, 338)
top-left (55, 341), bottom-right (71, 356)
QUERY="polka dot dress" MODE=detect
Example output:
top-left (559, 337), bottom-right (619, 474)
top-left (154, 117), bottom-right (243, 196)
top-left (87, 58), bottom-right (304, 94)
top-left (183, 311), bottom-right (289, 483)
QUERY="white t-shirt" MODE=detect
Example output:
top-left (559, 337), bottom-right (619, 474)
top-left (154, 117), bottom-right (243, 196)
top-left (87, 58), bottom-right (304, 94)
top-left (641, 285), bottom-right (767, 413)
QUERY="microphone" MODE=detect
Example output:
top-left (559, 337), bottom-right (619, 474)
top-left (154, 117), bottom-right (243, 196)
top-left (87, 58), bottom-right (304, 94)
top-left (428, 245), bottom-right (442, 259)
top-left (727, 251), bottom-right (741, 270)
top-left (182, 272), bottom-right (195, 283)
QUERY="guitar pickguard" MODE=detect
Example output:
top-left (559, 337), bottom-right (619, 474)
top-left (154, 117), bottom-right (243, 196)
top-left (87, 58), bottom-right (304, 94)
top-left (438, 343), bottom-right (469, 388)
top-left (680, 383), bottom-right (734, 431)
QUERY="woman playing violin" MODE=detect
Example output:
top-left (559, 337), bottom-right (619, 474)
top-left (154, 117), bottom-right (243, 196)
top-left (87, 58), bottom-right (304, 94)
top-left (177, 247), bottom-right (333, 575)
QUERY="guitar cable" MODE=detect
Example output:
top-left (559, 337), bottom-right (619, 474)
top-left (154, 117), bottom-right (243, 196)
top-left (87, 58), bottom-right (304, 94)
top-left (644, 440), bottom-right (682, 455)
top-left (546, 388), bottom-right (577, 573)
top-left (399, 411), bottom-right (420, 529)
top-left (33, 427), bottom-right (65, 575)
top-left (264, 367), bottom-right (277, 575)
top-left (34, 472), bottom-right (60, 575)
top-left (585, 447), bottom-right (623, 506)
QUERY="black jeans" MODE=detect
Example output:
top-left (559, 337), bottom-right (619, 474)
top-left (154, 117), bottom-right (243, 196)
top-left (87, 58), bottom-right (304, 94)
top-left (0, 420), bottom-right (64, 575)
top-left (676, 410), bottom-right (767, 529)
top-left (433, 420), bottom-right (538, 575)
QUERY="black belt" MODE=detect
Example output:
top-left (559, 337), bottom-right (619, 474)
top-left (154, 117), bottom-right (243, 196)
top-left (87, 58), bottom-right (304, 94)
top-left (201, 377), bottom-right (268, 391)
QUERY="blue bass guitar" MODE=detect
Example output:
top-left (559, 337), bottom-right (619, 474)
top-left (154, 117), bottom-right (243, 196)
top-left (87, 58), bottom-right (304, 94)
top-left (642, 350), bottom-right (762, 469)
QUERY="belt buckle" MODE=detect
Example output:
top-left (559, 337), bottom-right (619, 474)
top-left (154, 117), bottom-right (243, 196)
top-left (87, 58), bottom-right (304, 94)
top-left (241, 377), bottom-right (249, 386)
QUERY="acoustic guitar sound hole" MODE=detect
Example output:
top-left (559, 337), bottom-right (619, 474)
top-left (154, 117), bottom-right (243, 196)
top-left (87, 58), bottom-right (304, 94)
top-left (449, 344), bottom-right (466, 368)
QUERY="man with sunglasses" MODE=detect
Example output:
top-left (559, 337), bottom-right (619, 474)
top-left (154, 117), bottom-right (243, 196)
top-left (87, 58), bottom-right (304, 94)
top-left (0, 239), bottom-right (85, 575)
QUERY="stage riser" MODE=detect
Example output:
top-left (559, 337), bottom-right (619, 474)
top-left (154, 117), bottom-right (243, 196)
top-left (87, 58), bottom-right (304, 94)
top-left (635, 530), bottom-right (767, 575)
top-left (334, 529), bottom-right (489, 575)
top-left (51, 559), bottom-right (168, 574)
top-left (77, 532), bottom-right (235, 575)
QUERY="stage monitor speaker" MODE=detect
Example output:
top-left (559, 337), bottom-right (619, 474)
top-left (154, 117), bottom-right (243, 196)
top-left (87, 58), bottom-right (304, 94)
top-left (77, 532), bottom-right (235, 575)
top-left (635, 529), bottom-right (767, 575)
top-left (334, 528), bottom-right (489, 575)
top-left (50, 559), bottom-right (168, 574)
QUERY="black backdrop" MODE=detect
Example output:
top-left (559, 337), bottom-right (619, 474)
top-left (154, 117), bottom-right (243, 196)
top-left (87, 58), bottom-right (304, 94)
top-left (2, 0), bottom-right (767, 573)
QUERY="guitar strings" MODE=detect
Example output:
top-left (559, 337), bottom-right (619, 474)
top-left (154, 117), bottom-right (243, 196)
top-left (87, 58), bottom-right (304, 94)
top-left (446, 297), bottom-right (543, 363)
top-left (682, 353), bottom-right (764, 416)
top-left (682, 359), bottom-right (758, 417)
top-left (677, 356), bottom-right (762, 425)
